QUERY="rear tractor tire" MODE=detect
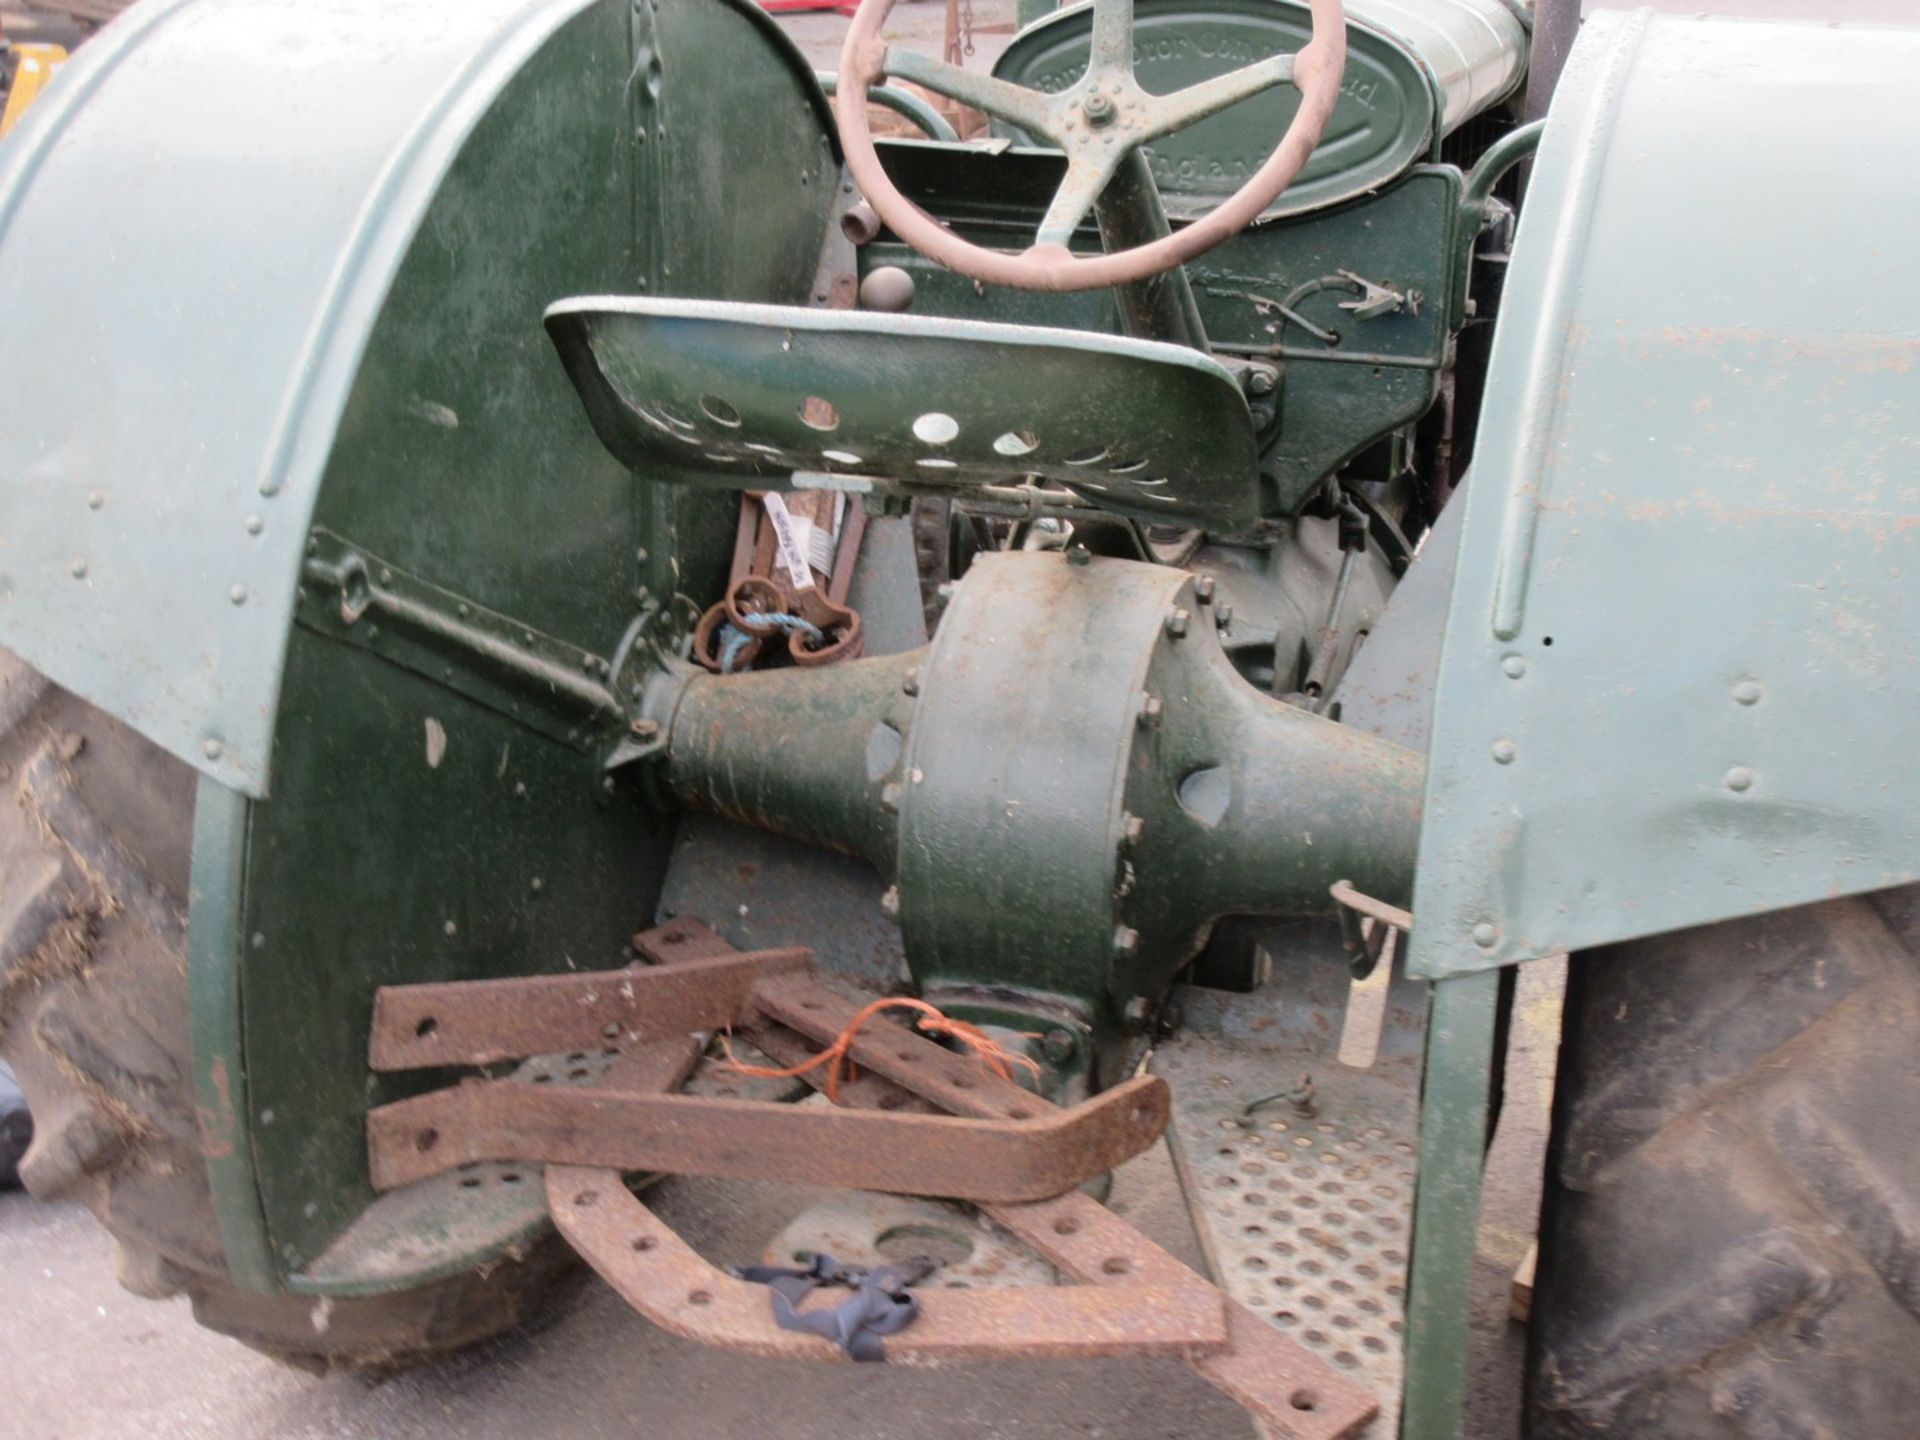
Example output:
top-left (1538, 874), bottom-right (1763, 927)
top-left (1529, 890), bottom-right (1920, 1437)
top-left (0, 651), bottom-right (571, 1369)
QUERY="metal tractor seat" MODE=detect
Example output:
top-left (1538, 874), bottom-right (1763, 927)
top-left (545, 297), bottom-right (1261, 533)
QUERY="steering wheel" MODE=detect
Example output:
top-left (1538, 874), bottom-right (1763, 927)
top-left (835, 0), bottom-right (1345, 293)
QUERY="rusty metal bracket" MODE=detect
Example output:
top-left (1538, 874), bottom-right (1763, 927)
top-left (365, 921), bottom-right (1373, 1433)
top-left (366, 1074), bottom-right (1167, 1202)
top-left (367, 936), bottom-right (1168, 1202)
top-left (740, 974), bottom-right (1380, 1438)
top-left (550, 1164), bottom-right (1226, 1363)
top-left (369, 947), bottom-right (814, 1071)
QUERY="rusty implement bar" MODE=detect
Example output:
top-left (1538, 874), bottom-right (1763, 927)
top-left (367, 1073), bottom-right (1168, 1202)
top-left (368, 947), bottom-right (811, 1070)
top-left (548, 1170), bottom-right (1226, 1362)
top-left (743, 1018), bottom-right (1381, 1439)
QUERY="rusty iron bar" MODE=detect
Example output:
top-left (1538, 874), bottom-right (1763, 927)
top-left (631, 918), bottom-right (738, 964)
top-left (740, 1019), bottom-right (1380, 1438)
top-left (539, 1025), bottom-right (1225, 1362)
top-left (550, 1172), bottom-right (1226, 1363)
top-left (363, 919), bottom-right (1372, 1429)
top-left (367, 1070), bottom-right (1168, 1202)
top-left (368, 947), bottom-right (812, 1071)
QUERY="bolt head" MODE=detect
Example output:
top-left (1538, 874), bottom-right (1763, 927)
top-left (1066, 543), bottom-right (1092, 568)
top-left (1165, 607), bottom-right (1190, 639)
top-left (1732, 680), bottom-right (1762, 706)
top-left (1244, 366), bottom-right (1278, 397)
top-left (1041, 1028), bottom-right (1077, 1065)
top-left (1136, 693), bottom-right (1164, 729)
top-left (629, 718), bottom-right (661, 743)
top-left (879, 885), bottom-right (902, 921)
top-left (1122, 995), bottom-right (1152, 1029)
top-left (1471, 922), bottom-right (1498, 949)
top-left (879, 781), bottom-right (903, 815)
top-left (1081, 93), bottom-right (1115, 126)
top-left (1725, 765), bottom-right (1755, 793)
top-left (902, 667), bottom-right (920, 697)
top-left (1491, 739), bottom-right (1517, 765)
top-left (1112, 924), bottom-right (1141, 960)
top-left (1192, 574), bottom-right (1217, 604)
top-left (1122, 813), bottom-right (1147, 848)
top-left (1501, 654), bottom-right (1527, 679)
top-left (1214, 603), bottom-right (1233, 631)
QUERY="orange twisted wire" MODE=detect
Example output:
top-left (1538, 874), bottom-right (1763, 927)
top-left (718, 995), bottom-right (1040, 1102)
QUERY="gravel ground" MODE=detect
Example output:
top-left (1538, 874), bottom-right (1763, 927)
top-left (0, 3), bottom-right (1560, 1435)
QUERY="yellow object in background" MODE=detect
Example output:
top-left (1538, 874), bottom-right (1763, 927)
top-left (1, 44), bottom-right (69, 139)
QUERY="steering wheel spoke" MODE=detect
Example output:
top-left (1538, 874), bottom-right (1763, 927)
top-left (1035, 146), bottom-right (1131, 250)
top-left (882, 48), bottom-right (1064, 141)
top-left (1138, 53), bottom-right (1296, 143)
top-left (1088, 0), bottom-right (1136, 73)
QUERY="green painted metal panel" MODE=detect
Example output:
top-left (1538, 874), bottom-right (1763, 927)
top-left (1399, 967), bottom-right (1500, 1440)
top-left (0, 0), bottom-right (609, 797)
top-left (1411, 10), bottom-right (1920, 979)
top-left (993, 0), bottom-right (1524, 222)
top-left (237, 0), bottom-right (836, 1285)
top-left (186, 777), bottom-right (276, 1293)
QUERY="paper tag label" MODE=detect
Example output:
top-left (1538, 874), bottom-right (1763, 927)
top-left (761, 492), bottom-right (816, 591)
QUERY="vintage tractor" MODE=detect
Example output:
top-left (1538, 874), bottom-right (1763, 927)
top-left (2, 0), bottom-right (1916, 1434)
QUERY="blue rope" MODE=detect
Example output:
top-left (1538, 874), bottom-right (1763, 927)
top-left (719, 612), bottom-right (824, 674)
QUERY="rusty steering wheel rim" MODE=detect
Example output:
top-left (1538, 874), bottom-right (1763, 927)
top-left (835, 0), bottom-right (1346, 294)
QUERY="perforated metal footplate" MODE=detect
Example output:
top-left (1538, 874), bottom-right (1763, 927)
top-left (545, 297), bottom-right (1259, 531)
top-left (1154, 927), bottom-right (1430, 1437)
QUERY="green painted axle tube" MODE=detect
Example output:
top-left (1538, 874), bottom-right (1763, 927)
top-left (660, 550), bottom-right (1423, 1061)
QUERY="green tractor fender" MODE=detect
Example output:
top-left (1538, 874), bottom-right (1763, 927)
top-left (1391, 12), bottom-right (1920, 1433)
top-left (1414, 7), bottom-right (1920, 981)
top-left (0, 0), bottom-right (838, 1292)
